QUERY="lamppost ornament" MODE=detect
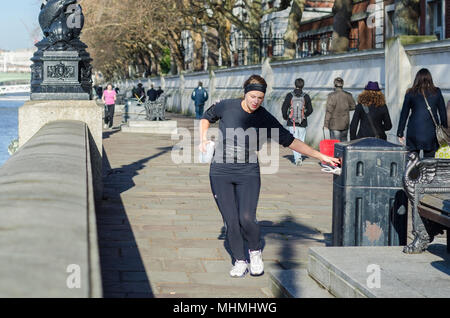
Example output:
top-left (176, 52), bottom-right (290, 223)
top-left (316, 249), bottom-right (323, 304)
top-left (30, 0), bottom-right (93, 100)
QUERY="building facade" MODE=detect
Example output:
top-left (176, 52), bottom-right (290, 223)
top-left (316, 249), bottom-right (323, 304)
top-left (180, 0), bottom-right (450, 69)
top-left (0, 49), bottom-right (34, 73)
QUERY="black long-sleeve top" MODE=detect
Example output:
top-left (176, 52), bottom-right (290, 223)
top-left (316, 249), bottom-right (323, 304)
top-left (281, 89), bottom-right (313, 127)
top-left (397, 88), bottom-right (447, 151)
top-left (350, 104), bottom-right (392, 140)
top-left (202, 99), bottom-right (295, 176)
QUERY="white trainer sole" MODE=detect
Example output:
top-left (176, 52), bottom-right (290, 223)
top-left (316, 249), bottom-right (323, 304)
top-left (230, 268), bottom-right (248, 278)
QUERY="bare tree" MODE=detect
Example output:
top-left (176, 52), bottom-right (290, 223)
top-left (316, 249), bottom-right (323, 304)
top-left (330, 0), bottom-right (353, 53)
top-left (393, 0), bottom-right (421, 35)
top-left (283, 0), bottom-right (307, 59)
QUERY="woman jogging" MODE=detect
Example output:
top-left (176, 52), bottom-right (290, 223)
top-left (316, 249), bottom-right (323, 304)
top-left (102, 83), bottom-right (117, 129)
top-left (199, 75), bottom-right (339, 278)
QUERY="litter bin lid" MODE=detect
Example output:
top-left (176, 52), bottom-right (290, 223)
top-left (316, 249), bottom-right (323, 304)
top-left (336, 137), bottom-right (405, 151)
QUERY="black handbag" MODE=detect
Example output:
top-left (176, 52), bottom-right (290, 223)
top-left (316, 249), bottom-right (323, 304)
top-left (423, 94), bottom-right (450, 147)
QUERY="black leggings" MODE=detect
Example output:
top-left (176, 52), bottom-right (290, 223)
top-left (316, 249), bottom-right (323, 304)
top-left (105, 104), bottom-right (115, 127)
top-left (210, 174), bottom-right (261, 261)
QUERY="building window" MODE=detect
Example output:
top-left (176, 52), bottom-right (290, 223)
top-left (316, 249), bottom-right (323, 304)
top-left (426, 0), bottom-right (445, 39)
top-left (297, 33), bottom-right (332, 58)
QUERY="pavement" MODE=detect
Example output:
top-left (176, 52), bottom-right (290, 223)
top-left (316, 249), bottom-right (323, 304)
top-left (97, 112), bottom-right (335, 298)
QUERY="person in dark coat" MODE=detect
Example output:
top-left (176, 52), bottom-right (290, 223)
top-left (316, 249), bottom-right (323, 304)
top-left (191, 81), bottom-right (209, 119)
top-left (156, 86), bottom-right (164, 99)
top-left (96, 85), bottom-right (103, 99)
top-left (350, 81), bottom-right (392, 140)
top-left (135, 83), bottom-right (146, 103)
top-left (397, 68), bottom-right (447, 158)
top-left (281, 78), bottom-right (313, 165)
top-left (147, 84), bottom-right (158, 102)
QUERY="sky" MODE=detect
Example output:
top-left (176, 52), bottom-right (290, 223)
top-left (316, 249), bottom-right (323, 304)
top-left (0, 0), bottom-right (43, 51)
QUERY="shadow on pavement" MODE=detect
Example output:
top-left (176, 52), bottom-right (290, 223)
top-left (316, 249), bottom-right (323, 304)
top-left (96, 146), bottom-right (172, 297)
top-left (428, 244), bottom-right (450, 276)
top-left (259, 216), bottom-right (329, 269)
top-left (219, 215), bottom-right (331, 269)
top-left (102, 129), bottom-right (121, 140)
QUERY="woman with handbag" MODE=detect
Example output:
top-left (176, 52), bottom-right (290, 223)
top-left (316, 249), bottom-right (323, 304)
top-left (397, 68), bottom-right (447, 158)
top-left (350, 81), bottom-right (392, 140)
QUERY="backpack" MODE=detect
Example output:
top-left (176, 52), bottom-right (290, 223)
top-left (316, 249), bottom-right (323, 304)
top-left (289, 91), bottom-right (306, 125)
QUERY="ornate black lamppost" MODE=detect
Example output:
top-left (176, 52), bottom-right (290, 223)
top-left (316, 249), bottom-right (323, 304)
top-left (30, 0), bottom-right (92, 100)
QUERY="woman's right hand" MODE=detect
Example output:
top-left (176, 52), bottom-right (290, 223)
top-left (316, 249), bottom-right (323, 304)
top-left (398, 137), bottom-right (405, 145)
top-left (199, 140), bottom-right (210, 153)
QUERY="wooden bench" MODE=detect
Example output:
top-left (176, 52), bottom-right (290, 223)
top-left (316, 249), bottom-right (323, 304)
top-left (418, 194), bottom-right (450, 251)
top-left (403, 153), bottom-right (450, 253)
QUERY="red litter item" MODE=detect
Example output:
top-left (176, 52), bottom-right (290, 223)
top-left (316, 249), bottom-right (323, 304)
top-left (319, 139), bottom-right (340, 163)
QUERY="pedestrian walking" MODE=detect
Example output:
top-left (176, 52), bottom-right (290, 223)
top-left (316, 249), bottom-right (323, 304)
top-left (156, 86), bottom-right (164, 99)
top-left (323, 77), bottom-right (356, 142)
top-left (281, 78), bottom-right (313, 165)
top-left (199, 74), bottom-right (340, 278)
top-left (135, 83), bottom-right (146, 103)
top-left (147, 84), bottom-right (158, 102)
top-left (191, 81), bottom-right (209, 119)
top-left (96, 85), bottom-right (103, 99)
top-left (397, 68), bottom-right (447, 158)
top-left (102, 83), bottom-right (117, 129)
top-left (349, 81), bottom-right (392, 140)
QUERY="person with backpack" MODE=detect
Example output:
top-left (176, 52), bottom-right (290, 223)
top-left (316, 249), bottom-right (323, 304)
top-left (349, 81), bottom-right (392, 141)
top-left (191, 81), bottom-right (209, 119)
top-left (282, 78), bottom-right (313, 166)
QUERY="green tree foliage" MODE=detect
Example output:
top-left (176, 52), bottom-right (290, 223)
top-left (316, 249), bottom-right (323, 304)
top-left (160, 48), bottom-right (172, 75)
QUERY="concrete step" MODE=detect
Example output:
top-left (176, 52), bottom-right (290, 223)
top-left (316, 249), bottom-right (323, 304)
top-left (307, 242), bottom-right (450, 298)
top-left (269, 269), bottom-right (334, 298)
top-left (121, 120), bottom-right (177, 134)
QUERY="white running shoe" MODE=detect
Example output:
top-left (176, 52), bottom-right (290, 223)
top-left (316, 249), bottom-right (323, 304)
top-left (104, 124), bottom-right (108, 129)
top-left (229, 260), bottom-right (248, 278)
top-left (249, 250), bottom-right (264, 276)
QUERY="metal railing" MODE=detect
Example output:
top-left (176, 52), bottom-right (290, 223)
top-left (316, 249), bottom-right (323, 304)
top-left (231, 35), bottom-right (285, 66)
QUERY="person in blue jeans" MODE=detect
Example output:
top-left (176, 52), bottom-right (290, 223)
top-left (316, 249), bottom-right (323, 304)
top-left (191, 81), bottom-right (209, 119)
top-left (281, 78), bottom-right (313, 166)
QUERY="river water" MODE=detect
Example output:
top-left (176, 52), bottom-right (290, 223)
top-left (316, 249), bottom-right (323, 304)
top-left (0, 93), bottom-right (28, 167)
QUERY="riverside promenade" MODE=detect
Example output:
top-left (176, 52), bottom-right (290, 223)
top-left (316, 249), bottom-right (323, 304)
top-left (98, 112), bottom-right (334, 298)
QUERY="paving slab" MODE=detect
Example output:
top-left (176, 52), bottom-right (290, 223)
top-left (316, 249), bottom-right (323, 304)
top-left (308, 243), bottom-right (450, 298)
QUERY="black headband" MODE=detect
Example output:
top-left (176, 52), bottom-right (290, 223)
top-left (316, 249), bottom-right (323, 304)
top-left (244, 83), bottom-right (267, 94)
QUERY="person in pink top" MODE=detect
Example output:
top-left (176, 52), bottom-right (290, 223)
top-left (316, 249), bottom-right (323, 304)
top-left (102, 84), bottom-right (117, 129)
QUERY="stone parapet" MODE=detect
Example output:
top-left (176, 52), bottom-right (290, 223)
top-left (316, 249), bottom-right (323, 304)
top-left (18, 100), bottom-right (102, 202)
top-left (0, 120), bottom-right (102, 297)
